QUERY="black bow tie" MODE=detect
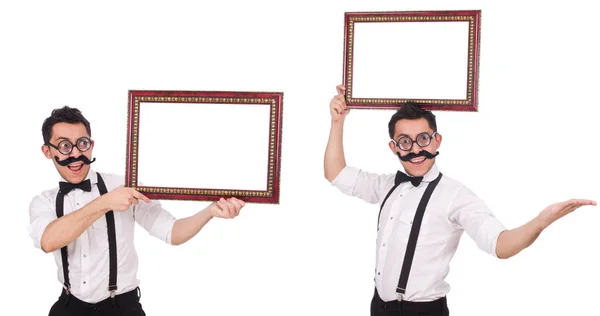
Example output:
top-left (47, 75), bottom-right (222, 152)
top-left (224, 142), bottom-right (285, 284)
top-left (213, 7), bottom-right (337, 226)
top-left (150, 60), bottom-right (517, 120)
top-left (59, 179), bottom-right (92, 195)
top-left (395, 171), bottom-right (423, 187)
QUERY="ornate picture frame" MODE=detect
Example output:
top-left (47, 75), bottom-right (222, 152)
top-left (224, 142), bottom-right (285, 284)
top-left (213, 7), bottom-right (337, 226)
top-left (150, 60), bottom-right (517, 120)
top-left (343, 10), bottom-right (481, 111)
top-left (125, 90), bottom-right (283, 204)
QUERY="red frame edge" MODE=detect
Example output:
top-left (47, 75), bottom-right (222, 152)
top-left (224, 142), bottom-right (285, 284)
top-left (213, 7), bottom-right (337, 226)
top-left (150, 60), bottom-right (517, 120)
top-left (342, 10), bottom-right (481, 111)
top-left (124, 90), bottom-right (283, 204)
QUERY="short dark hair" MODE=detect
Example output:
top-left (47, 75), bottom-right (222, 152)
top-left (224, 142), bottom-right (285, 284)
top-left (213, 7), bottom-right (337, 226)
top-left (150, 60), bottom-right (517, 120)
top-left (42, 106), bottom-right (92, 144)
top-left (388, 102), bottom-right (437, 139)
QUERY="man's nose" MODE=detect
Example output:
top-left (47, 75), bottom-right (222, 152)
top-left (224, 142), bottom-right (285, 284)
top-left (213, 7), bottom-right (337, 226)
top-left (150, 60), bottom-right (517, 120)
top-left (69, 146), bottom-right (82, 157)
top-left (410, 141), bottom-right (421, 154)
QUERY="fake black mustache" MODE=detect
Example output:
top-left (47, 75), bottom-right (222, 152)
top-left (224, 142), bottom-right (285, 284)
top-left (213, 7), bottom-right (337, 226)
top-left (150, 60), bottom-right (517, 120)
top-left (397, 150), bottom-right (439, 162)
top-left (54, 155), bottom-right (96, 166)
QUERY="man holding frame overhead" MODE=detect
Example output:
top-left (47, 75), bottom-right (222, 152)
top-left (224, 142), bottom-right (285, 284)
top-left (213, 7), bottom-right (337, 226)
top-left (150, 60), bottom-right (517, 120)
top-left (324, 84), bottom-right (596, 316)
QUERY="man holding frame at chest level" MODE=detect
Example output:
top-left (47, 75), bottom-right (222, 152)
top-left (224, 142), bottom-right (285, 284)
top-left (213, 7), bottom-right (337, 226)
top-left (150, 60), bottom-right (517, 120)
top-left (324, 85), bottom-right (596, 316)
top-left (28, 106), bottom-right (245, 316)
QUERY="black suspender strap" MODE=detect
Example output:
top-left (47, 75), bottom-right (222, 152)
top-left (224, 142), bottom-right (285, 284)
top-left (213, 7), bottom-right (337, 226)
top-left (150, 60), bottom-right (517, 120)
top-left (377, 170), bottom-right (424, 231)
top-left (55, 172), bottom-right (118, 298)
top-left (96, 173), bottom-right (119, 297)
top-left (55, 191), bottom-right (71, 294)
top-left (396, 173), bottom-right (443, 301)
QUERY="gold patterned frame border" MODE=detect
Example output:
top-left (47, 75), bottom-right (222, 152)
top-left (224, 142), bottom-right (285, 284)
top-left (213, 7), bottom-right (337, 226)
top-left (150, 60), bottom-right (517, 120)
top-left (343, 10), bottom-right (481, 111)
top-left (125, 90), bottom-right (283, 204)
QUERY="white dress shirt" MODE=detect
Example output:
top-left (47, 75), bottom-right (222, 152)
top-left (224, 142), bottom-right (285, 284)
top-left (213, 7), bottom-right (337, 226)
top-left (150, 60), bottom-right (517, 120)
top-left (332, 164), bottom-right (507, 302)
top-left (28, 169), bottom-right (177, 303)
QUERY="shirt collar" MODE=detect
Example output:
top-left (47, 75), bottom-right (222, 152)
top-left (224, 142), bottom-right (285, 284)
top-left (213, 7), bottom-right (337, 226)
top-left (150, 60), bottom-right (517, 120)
top-left (421, 164), bottom-right (440, 183)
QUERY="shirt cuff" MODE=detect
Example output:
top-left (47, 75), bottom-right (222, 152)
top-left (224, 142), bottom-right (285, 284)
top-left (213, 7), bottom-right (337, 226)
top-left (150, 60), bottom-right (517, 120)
top-left (150, 214), bottom-right (177, 245)
top-left (27, 217), bottom-right (53, 252)
top-left (331, 165), bottom-right (360, 196)
top-left (487, 221), bottom-right (508, 258)
top-left (165, 219), bottom-right (176, 245)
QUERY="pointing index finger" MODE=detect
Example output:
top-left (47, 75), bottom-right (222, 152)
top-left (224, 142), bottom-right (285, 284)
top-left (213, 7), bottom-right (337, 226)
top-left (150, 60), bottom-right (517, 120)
top-left (132, 190), bottom-right (150, 203)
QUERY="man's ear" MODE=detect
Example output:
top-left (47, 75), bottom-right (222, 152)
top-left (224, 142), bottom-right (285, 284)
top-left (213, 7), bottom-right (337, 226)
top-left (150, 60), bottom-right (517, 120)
top-left (435, 133), bottom-right (442, 149)
top-left (388, 141), bottom-right (397, 154)
top-left (41, 145), bottom-right (51, 159)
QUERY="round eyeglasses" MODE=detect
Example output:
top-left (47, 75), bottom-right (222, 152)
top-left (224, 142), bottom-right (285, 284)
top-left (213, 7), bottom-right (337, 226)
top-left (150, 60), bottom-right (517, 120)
top-left (47, 137), bottom-right (92, 155)
top-left (391, 132), bottom-right (438, 151)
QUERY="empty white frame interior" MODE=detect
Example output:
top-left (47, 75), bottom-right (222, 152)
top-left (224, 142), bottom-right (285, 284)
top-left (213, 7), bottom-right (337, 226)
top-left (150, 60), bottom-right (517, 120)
top-left (351, 21), bottom-right (470, 100)
top-left (136, 101), bottom-right (271, 191)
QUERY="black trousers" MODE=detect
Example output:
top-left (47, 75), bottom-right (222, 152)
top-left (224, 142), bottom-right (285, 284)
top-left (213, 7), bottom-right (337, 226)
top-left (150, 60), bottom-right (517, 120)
top-left (371, 288), bottom-right (449, 316)
top-left (48, 287), bottom-right (146, 316)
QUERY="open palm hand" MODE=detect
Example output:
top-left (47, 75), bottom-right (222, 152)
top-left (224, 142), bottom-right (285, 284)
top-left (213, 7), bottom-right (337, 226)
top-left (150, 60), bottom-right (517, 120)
top-left (538, 198), bottom-right (597, 229)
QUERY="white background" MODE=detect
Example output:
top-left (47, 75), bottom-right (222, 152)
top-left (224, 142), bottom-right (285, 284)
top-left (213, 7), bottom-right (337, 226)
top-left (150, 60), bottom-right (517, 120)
top-left (1, 0), bottom-right (599, 315)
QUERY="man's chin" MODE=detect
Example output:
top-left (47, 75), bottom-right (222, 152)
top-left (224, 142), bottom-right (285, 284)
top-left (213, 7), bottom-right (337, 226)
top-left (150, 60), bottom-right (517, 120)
top-left (57, 165), bottom-right (90, 183)
top-left (401, 160), bottom-right (433, 177)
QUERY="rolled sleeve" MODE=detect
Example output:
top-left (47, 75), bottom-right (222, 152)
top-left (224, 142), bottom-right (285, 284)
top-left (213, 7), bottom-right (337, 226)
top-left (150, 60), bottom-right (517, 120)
top-left (27, 195), bottom-right (56, 251)
top-left (450, 187), bottom-right (507, 257)
top-left (331, 166), bottom-right (360, 195)
top-left (331, 166), bottom-right (394, 204)
top-left (134, 200), bottom-right (177, 244)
